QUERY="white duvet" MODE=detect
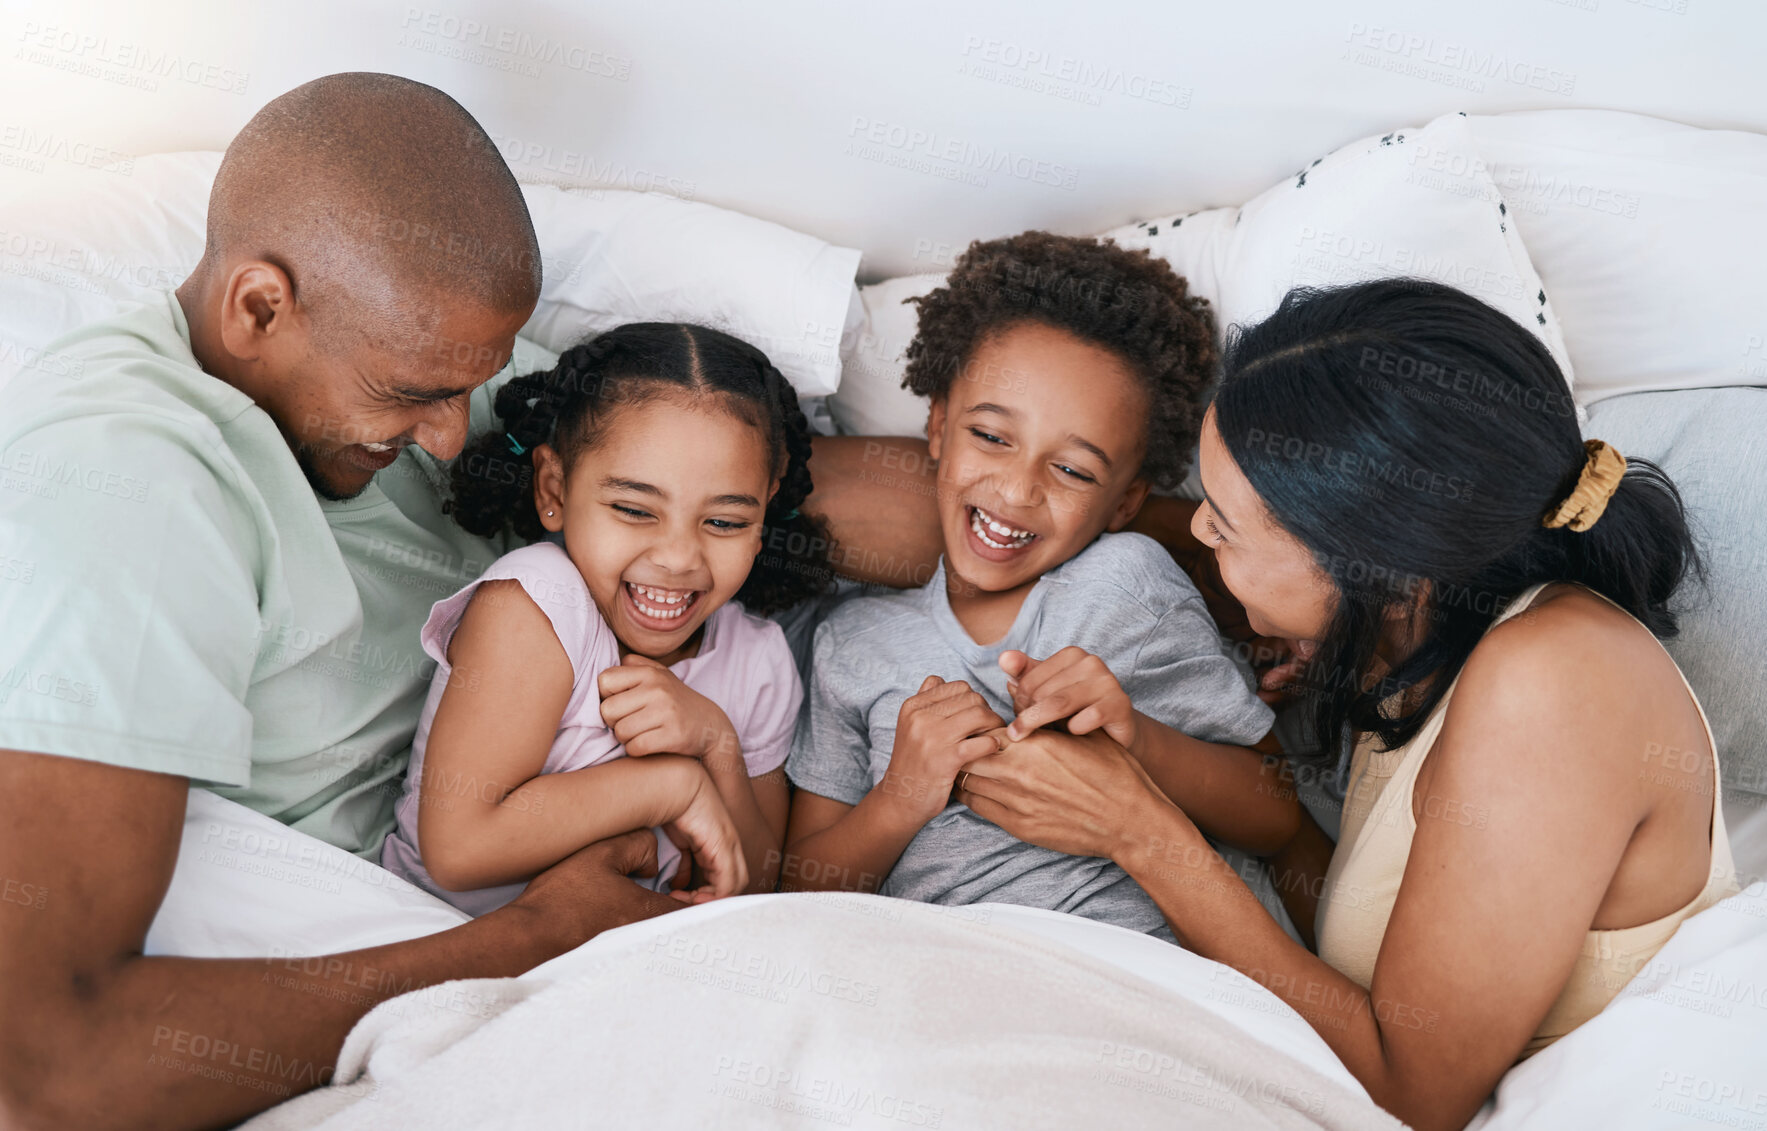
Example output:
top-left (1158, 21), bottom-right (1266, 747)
top-left (151, 790), bottom-right (1767, 1129)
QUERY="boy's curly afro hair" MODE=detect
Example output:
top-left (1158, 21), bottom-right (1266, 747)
top-left (900, 230), bottom-right (1217, 491)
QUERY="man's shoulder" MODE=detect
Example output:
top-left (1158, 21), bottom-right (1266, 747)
top-left (7, 294), bottom-right (257, 443)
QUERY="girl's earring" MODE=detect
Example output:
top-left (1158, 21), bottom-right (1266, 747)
top-left (546, 510), bottom-right (555, 517)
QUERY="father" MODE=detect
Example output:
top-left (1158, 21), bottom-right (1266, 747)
top-left (0, 73), bottom-right (936, 1130)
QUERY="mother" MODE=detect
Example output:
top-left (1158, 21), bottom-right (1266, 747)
top-left (957, 278), bottom-right (1741, 1131)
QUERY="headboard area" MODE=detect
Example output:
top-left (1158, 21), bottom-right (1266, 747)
top-left (1, 0), bottom-right (1761, 280)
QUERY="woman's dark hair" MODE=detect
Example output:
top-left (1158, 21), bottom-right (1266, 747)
top-left (1214, 278), bottom-right (1701, 758)
top-left (901, 230), bottom-right (1216, 491)
top-left (450, 322), bottom-right (834, 614)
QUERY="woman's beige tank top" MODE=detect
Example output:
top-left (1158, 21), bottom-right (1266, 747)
top-left (1314, 582), bottom-right (1740, 1058)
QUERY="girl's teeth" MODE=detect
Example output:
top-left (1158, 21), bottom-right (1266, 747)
top-left (971, 508), bottom-right (1034, 550)
top-left (628, 583), bottom-right (695, 620)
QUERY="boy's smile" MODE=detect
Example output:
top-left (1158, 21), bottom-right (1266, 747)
top-left (925, 320), bottom-right (1153, 638)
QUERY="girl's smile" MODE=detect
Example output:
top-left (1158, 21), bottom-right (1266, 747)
top-left (530, 390), bottom-right (776, 666)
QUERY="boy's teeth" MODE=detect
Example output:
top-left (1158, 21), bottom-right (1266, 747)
top-left (360, 441), bottom-right (393, 452)
top-left (970, 507), bottom-right (1035, 550)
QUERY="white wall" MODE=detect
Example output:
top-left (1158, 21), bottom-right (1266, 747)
top-left (1, 0), bottom-right (1762, 279)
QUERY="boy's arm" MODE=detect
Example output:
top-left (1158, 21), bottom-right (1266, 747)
top-left (804, 436), bottom-right (942, 586)
top-left (782, 673), bottom-right (1004, 894)
top-left (0, 751), bottom-right (676, 1131)
top-left (779, 786), bottom-right (931, 894)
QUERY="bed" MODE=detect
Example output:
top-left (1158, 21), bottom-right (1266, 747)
top-left (3, 1), bottom-right (1765, 1126)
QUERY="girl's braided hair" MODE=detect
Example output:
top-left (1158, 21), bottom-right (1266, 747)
top-left (450, 322), bottom-right (833, 614)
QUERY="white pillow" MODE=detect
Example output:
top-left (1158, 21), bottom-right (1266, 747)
top-left (518, 184), bottom-right (860, 395)
top-left (146, 789), bottom-right (467, 960)
top-left (1467, 109), bottom-right (1767, 405)
top-left (830, 112), bottom-right (1575, 446)
top-left (0, 152), bottom-right (860, 396)
top-left (825, 273), bottom-right (944, 436)
top-left (1110, 111), bottom-right (1573, 385)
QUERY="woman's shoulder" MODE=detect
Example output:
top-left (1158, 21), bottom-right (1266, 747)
top-left (1443, 583), bottom-right (1694, 772)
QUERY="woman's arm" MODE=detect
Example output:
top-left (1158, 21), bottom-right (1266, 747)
top-left (805, 435), bottom-right (943, 586)
top-left (997, 646), bottom-right (1299, 854)
top-left (1127, 718), bottom-right (1300, 854)
top-left (419, 581), bottom-right (743, 896)
top-left (960, 613), bottom-right (1657, 1131)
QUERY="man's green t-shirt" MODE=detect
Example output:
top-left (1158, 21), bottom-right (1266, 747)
top-left (0, 292), bottom-right (558, 857)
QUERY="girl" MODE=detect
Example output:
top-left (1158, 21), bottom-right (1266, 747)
top-left (381, 323), bottom-right (832, 913)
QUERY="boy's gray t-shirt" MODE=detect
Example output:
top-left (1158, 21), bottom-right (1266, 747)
top-left (785, 531), bottom-right (1275, 940)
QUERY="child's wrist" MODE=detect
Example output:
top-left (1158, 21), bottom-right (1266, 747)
top-left (875, 766), bottom-right (941, 826)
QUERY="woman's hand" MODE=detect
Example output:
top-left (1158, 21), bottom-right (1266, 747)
top-left (598, 654), bottom-right (741, 767)
top-left (998, 647), bottom-right (1137, 750)
top-left (955, 727), bottom-right (1179, 861)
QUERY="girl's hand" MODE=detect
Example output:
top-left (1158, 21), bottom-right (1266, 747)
top-left (955, 728), bottom-right (1175, 862)
top-left (665, 769), bottom-right (747, 902)
top-left (882, 676), bottom-right (1007, 823)
top-left (998, 648), bottom-right (1137, 752)
top-left (598, 655), bottom-right (741, 766)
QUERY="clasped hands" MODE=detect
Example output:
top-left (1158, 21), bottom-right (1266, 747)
top-left (883, 648), bottom-right (1158, 860)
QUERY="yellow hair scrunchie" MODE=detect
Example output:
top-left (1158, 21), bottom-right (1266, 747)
top-left (1542, 439), bottom-right (1628, 532)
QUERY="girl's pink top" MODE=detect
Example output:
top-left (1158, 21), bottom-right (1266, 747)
top-left (381, 541), bottom-right (802, 915)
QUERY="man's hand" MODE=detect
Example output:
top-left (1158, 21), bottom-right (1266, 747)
top-left (881, 676), bottom-right (1005, 823)
top-left (998, 647), bottom-right (1137, 751)
top-left (598, 654), bottom-right (741, 767)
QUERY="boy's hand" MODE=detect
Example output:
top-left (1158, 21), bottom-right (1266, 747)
top-left (883, 675), bottom-right (1006, 822)
top-left (599, 654), bottom-right (741, 767)
top-left (999, 648), bottom-right (1137, 752)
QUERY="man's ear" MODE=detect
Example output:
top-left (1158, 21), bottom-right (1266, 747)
top-left (925, 396), bottom-right (948, 462)
top-left (1105, 477), bottom-right (1152, 533)
top-left (216, 260), bottom-right (303, 364)
top-left (532, 444), bottom-right (568, 534)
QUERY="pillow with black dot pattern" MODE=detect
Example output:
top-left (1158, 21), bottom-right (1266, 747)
top-left (833, 112), bottom-right (1575, 457)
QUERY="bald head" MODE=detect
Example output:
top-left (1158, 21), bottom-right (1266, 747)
top-left (199, 72), bottom-right (540, 348)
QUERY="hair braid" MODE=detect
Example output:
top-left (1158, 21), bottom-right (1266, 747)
top-left (735, 357), bottom-right (835, 614)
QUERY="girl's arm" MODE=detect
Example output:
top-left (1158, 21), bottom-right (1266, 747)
top-left (595, 655), bottom-right (789, 893)
top-left (418, 580), bottom-right (744, 896)
top-left (699, 756), bottom-right (789, 893)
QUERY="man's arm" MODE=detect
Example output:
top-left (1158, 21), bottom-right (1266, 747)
top-left (805, 435), bottom-right (943, 586)
top-left (0, 750), bottom-right (679, 1131)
